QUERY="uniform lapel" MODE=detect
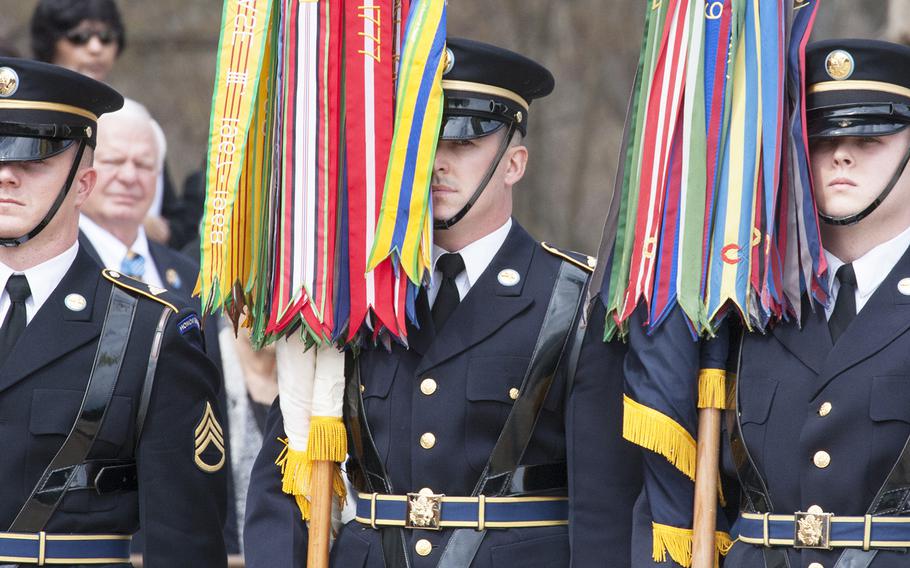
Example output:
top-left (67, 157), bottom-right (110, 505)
top-left (149, 241), bottom-right (192, 298)
top-left (416, 223), bottom-right (535, 375)
top-left (0, 247), bottom-right (105, 393)
top-left (814, 246), bottom-right (910, 396)
top-left (771, 300), bottom-right (831, 375)
top-left (405, 287), bottom-right (434, 357)
top-left (78, 230), bottom-right (103, 266)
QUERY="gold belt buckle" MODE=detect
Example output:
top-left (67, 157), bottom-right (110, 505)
top-left (405, 488), bottom-right (444, 530)
top-left (793, 506), bottom-right (833, 550)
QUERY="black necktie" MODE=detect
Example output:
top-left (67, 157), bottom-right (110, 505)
top-left (432, 253), bottom-right (465, 331)
top-left (0, 274), bottom-right (32, 368)
top-left (829, 263), bottom-right (856, 343)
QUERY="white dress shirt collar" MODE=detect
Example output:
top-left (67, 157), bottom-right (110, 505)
top-left (824, 223), bottom-right (910, 317)
top-left (428, 218), bottom-right (513, 305)
top-left (0, 241), bottom-right (79, 325)
top-left (79, 215), bottom-right (163, 288)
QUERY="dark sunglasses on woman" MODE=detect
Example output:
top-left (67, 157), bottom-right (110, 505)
top-left (65, 28), bottom-right (118, 46)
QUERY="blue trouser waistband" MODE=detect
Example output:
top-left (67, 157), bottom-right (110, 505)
top-left (0, 532), bottom-right (131, 565)
top-left (354, 493), bottom-right (568, 529)
top-left (738, 511), bottom-right (910, 549)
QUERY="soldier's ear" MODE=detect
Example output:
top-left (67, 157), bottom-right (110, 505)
top-left (503, 144), bottom-right (527, 187)
top-left (72, 166), bottom-right (97, 208)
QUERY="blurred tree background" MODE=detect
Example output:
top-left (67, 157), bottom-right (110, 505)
top-left (0, 0), bottom-right (906, 253)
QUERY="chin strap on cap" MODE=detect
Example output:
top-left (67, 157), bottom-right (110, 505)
top-left (818, 139), bottom-right (910, 226)
top-left (434, 123), bottom-right (517, 231)
top-left (0, 139), bottom-right (87, 247)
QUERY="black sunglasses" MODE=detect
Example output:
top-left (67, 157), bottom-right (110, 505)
top-left (64, 28), bottom-right (118, 46)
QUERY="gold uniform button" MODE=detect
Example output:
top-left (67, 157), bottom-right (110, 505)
top-left (360, 384), bottom-right (365, 393)
top-left (508, 388), bottom-right (520, 400)
top-left (819, 402), bottom-right (832, 416)
top-left (808, 563), bottom-right (824, 568)
top-left (415, 538), bottom-right (433, 557)
top-left (421, 378), bottom-right (438, 396)
top-left (813, 451), bottom-right (831, 469)
top-left (420, 432), bottom-right (436, 449)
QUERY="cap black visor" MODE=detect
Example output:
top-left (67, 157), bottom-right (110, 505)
top-left (808, 104), bottom-right (910, 138)
top-left (0, 135), bottom-right (75, 161)
top-left (440, 115), bottom-right (507, 141)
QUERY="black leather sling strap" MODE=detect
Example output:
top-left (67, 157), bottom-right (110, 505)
top-left (346, 354), bottom-right (412, 568)
top-left (134, 306), bottom-right (172, 446)
top-left (435, 261), bottom-right (588, 568)
top-left (51, 306), bottom-right (171, 497)
top-left (733, 330), bottom-right (910, 568)
top-left (830, 425), bottom-right (910, 567)
top-left (730, 337), bottom-right (790, 568)
top-left (9, 286), bottom-right (138, 532)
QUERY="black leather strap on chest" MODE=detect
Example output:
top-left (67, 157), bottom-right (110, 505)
top-left (435, 260), bottom-right (588, 568)
top-left (830, 424), bottom-right (910, 567)
top-left (8, 286), bottom-right (137, 532)
top-left (346, 352), bottom-right (412, 568)
top-left (731, 337), bottom-right (791, 568)
top-left (134, 306), bottom-right (172, 447)
top-left (734, 333), bottom-right (910, 568)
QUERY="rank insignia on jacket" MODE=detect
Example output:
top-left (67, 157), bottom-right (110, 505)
top-left (194, 401), bottom-right (225, 473)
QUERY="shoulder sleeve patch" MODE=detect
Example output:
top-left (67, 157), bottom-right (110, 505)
top-left (102, 268), bottom-right (179, 312)
top-left (541, 242), bottom-right (596, 273)
top-left (178, 313), bottom-right (201, 335)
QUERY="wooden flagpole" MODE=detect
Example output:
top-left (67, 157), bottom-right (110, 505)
top-left (307, 460), bottom-right (335, 568)
top-left (691, 407), bottom-right (721, 568)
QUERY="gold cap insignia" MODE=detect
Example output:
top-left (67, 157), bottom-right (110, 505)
top-left (0, 67), bottom-right (19, 98)
top-left (443, 47), bottom-right (455, 76)
top-left (825, 50), bottom-right (855, 81)
top-left (194, 401), bottom-right (225, 473)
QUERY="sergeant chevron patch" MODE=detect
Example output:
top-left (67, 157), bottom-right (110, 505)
top-left (194, 401), bottom-right (225, 473)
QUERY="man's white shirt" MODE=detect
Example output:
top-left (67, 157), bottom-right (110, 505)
top-left (428, 218), bottom-right (512, 307)
top-left (79, 215), bottom-right (164, 288)
top-left (824, 223), bottom-right (910, 319)
top-left (0, 241), bottom-right (78, 326)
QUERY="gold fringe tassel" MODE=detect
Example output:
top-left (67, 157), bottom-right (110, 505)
top-left (306, 416), bottom-right (348, 462)
top-left (275, 429), bottom-right (349, 520)
top-left (698, 368), bottom-right (728, 409)
top-left (623, 395), bottom-right (697, 480)
top-left (652, 523), bottom-right (693, 567)
top-left (717, 471), bottom-right (727, 507)
top-left (651, 524), bottom-right (734, 568)
top-left (716, 531), bottom-right (734, 556)
top-left (275, 438), bottom-right (313, 520)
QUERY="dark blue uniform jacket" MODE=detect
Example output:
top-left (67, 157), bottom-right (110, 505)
top-left (0, 247), bottom-right (227, 567)
top-left (725, 246), bottom-right (910, 567)
top-left (243, 221), bottom-right (642, 567)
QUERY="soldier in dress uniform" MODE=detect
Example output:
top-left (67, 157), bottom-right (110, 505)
top-left (243, 38), bottom-right (642, 567)
top-left (725, 39), bottom-right (910, 568)
top-left (0, 57), bottom-right (227, 566)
